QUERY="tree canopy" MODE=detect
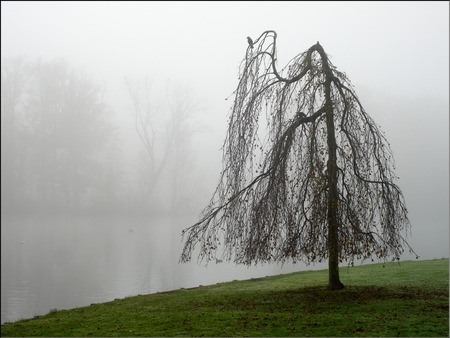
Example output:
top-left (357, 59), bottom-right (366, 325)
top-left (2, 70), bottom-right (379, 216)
top-left (180, 31), bottom-right (416, 289)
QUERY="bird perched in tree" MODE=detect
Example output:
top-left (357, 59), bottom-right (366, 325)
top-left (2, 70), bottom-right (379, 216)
top-left (295, 111), bottom-right (307, 119)
top-left (247, 36), bottom-right (254, 48)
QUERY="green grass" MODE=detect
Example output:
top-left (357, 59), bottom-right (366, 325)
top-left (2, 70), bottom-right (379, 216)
top-left (1, 259), bottom-right (448, 337)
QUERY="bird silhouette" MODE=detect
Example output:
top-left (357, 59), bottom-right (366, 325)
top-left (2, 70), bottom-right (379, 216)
top-left (247, 36), bottom-right (254, 48)
top-left (296, 111), bottom-right (307, 118)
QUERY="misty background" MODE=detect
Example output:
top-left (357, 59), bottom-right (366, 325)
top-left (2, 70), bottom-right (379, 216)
top-left (1, 1), bottom-right (448, 323)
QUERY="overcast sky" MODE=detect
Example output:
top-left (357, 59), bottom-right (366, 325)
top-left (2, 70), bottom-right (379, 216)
top-left (2, 2), bottom-right (448, 100)
top-left (1, 1), bottom-right (449, 259)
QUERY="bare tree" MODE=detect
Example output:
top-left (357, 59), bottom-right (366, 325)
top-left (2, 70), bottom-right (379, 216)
top-left (1, 57), bottom-right (29, 211)
top-left (165, 83), bottom-right (199, 213)
top-left (125, 78), bottom-right (200, 212)
top-left (125, 78), bottom-right (170, 201)
top-left (180, 31), bottom-right (416, 290)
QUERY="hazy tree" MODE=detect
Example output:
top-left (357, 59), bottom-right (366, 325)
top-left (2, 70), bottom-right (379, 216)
top-left (1, 57), bottom-right (30, 211)
top-left (25, 58), bottom-right (66, 206)
top-left (165, 83), bottom-right (199, 213)
top-left (24, 58), bottom-right (114, 210)
top-left (58, 66), bottom-right (113, 209)
top-left (125, 78), bottom-right (171, 204)
top-left (91, 136), bottom-right (124, 212)
top-left (125, 78), bottom-right (199, 212)
top-left (181, 31), bottom-right (416, 290)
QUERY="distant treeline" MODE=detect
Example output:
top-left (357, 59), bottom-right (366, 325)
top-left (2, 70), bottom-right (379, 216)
top-left (1, 57), bottom-right (207, 216)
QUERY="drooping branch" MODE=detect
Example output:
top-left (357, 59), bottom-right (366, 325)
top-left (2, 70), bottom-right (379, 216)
top-left (181, 32), bottom-right (416, 267)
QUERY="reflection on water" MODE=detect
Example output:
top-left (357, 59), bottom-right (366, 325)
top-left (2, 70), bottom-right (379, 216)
top-left (1, 214), bottom-right (318, 324)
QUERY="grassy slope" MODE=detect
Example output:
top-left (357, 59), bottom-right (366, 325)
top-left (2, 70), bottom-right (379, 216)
top-left (1, 259), bottom-right (448, 337)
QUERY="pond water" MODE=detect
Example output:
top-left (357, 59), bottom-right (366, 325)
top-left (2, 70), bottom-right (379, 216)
top-left (1, 214), bottom-right (317, 324)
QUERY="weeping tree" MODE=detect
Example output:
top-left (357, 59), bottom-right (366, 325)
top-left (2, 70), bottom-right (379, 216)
top-left (180, 30), bottom-right (416, 290)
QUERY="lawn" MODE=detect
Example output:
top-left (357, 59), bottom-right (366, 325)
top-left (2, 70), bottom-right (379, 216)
top-left (1, 258), bottom-right (448, 336)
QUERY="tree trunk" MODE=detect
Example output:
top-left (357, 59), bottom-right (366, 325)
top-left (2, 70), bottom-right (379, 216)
top-left (318, 43), bottom-right (345, 290)
top-left (325, 104), bottom-right (344, 290)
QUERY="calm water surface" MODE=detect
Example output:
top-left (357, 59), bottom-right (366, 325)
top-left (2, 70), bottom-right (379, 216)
top-left (1, 214), bottom-right (310, 324)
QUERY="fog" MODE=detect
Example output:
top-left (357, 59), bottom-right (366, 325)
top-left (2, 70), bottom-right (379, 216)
top-left (1, 1), bottom-right (449, 323)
